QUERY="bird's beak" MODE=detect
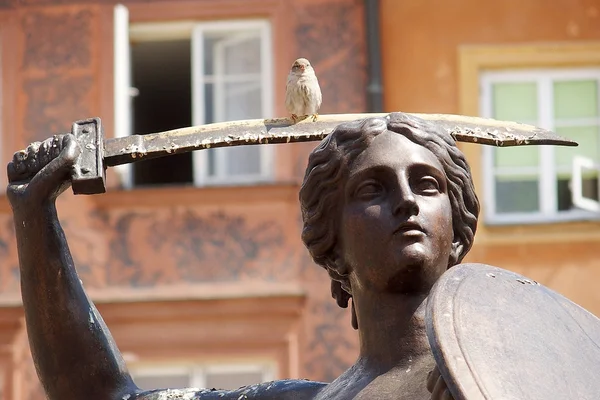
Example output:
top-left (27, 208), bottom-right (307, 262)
top-left (300, 65), bottom-right (305, 71)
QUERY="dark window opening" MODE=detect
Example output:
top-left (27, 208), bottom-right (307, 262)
top-left (558, 176), bottom-right (599, 211)
top-left (131, 39), bottom-right (193, 186)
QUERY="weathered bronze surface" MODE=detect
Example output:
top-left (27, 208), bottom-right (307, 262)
top-left (5, 111), bottom-right (597, 400)
top-left (426, 263), bottom-right (600, 400)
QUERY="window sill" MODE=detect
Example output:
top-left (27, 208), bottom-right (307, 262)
top-left (484, 210), bottom-right (600, 226)
top-left (91, 181), bottom-right (301, 210)
top-left (478, 211), bottom-right (600, 245)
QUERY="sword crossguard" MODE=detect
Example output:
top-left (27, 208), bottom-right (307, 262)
top-left (71, 118), bottom-right (106, 195)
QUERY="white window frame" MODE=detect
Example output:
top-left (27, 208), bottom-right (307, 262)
top-left (130, 361), bottom-right (276, 390)
top-left (191, 20), bottom-right (274, 186)
top-left (480, 68), bottom-right (600, 224)
top-left (572, 155), bottom-right (600, 212)
top-left (114, 5), bottom-right (274, 189)
top-left (114, 4), bottom-right (133, 188)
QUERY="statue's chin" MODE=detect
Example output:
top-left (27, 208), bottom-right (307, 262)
top-left (392, 242), bottom-right (430, 266)
top-left (384, 247), bottom-right (448, 293)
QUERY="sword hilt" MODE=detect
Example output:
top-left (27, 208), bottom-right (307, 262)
top-left (71, 117), bottom-right (106, 195)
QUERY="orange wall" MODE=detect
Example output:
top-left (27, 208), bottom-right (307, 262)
top-left (380, 0), bottom-right (600, 114)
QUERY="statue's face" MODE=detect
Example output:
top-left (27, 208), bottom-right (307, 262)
top-left (339, 130), bottom-right (455, 294)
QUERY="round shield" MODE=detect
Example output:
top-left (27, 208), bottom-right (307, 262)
top-left (426, 263), bottom-right (600, 400)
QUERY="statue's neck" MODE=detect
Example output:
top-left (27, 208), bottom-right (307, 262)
top-left (354, 289), bottom-right (432, 372)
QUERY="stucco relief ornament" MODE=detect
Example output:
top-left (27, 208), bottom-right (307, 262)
top-left (7, 111), bottom-right (600, 400)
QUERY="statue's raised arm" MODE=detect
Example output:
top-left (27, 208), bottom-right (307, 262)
top-left (6, 134), bottom-right (138, 400)
top-left (6, 134), bottom-right (326, 400)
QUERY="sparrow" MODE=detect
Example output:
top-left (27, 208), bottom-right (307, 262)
top-left (285, 58), bottom-right (322, 123)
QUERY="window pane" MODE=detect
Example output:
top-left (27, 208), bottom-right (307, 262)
top-left (494, 146), bottom-right (539, 168)
top-left (223, 37), bottom-right (261, 75)
top-left (204, 83), bottom-right (215, 124)
top-left (204, 32), bottom-right (261, 75)
top-left (492, 82), bottom-right (538, 122)
top-left (198, 26), bottom-right (268, 182)
top-left (207, 148), bottom-right (217, 176)
top-left (557, 175), bottom-right (599, 211)
top-left (224, 81), bottom-right (262, 120)
top-left (133, 373), bottom-right (191, 390)
top-left (495, 176), bottom-right (539, 213)
top-left (554, 80), bottom-right (599, 119)
top-left (554, 126), bottom-right (600, 168)
top-left (225, 146), bottom-right (261, 175)
top-left (205, 371), bottom-right (264, 390)
top-left (204, 36), bottom-right (216, 75)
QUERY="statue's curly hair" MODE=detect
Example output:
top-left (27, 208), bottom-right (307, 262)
top-left (299, 112), bottom-right (480, 324)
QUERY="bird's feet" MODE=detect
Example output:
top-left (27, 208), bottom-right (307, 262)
top-left (291, 114), bottom-right (298, 123)
top-left (310, 114), bottom-right (319, 122)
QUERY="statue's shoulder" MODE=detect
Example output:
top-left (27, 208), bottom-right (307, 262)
top-left (129, 379), bottom-right (328, 400)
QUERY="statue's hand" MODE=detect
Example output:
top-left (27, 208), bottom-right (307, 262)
top-left (6, 134), bottom-right (81, 210)
top-left (427, 365), bottom-right (455, 400)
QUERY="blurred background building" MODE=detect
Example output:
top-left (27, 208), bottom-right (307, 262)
top-left (0, 0), bottom-right (599, 398)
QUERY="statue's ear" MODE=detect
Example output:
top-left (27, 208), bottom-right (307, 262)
top-left (449, 240), bottom-right (464, 267)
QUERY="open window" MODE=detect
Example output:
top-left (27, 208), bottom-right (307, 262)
top-left (113, 4), bottom-right (274, 189)
top-left (572, 155), bottom-right (600, 212)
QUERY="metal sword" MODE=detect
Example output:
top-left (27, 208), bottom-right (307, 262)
top-left (23, 112), bottom-right (579, 195)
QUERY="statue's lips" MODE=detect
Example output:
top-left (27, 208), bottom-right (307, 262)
top-left (393, 221), bottom-right (425, 237)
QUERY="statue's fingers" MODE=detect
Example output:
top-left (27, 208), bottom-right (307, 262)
top-left (430, 374), bottom-right (449, 400)
top-left (27, 134), bottom-right (81, 197)
top-left (61, 133), bottom-right (71, 150)
top-left (441, 388), bottom-right (454, 400)
top-left (38, 138), bottom-right (53, 167)
top-left (6, 161), bottom-right (23, 184)
top-left (8, 150), bottom-right (28, 180)
top-left (426, 367), bottom-right (441, 393)
top-left (25, 141), bottom-right (42, 172)
top-left (49, 135), bottom-right (63, 159)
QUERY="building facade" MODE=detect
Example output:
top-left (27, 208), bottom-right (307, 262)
top-left (0, 0), bottom-right (598, 399)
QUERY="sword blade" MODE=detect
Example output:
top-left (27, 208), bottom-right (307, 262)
top-left (103, 113), bottom-right (577, 167)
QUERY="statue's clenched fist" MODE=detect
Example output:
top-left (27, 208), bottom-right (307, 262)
top-left (6, 134), bottom-right (81, 209)
top-left (8, 135), bottom-right (69, 183)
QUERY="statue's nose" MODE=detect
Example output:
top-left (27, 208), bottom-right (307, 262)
top-left (392, 178), bottom-right (419, 217)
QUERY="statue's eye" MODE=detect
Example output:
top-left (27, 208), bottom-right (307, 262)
top-left (355, 181), bottom-right (383, 198)
top-left (415, 177), bottom-right (440, 193)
